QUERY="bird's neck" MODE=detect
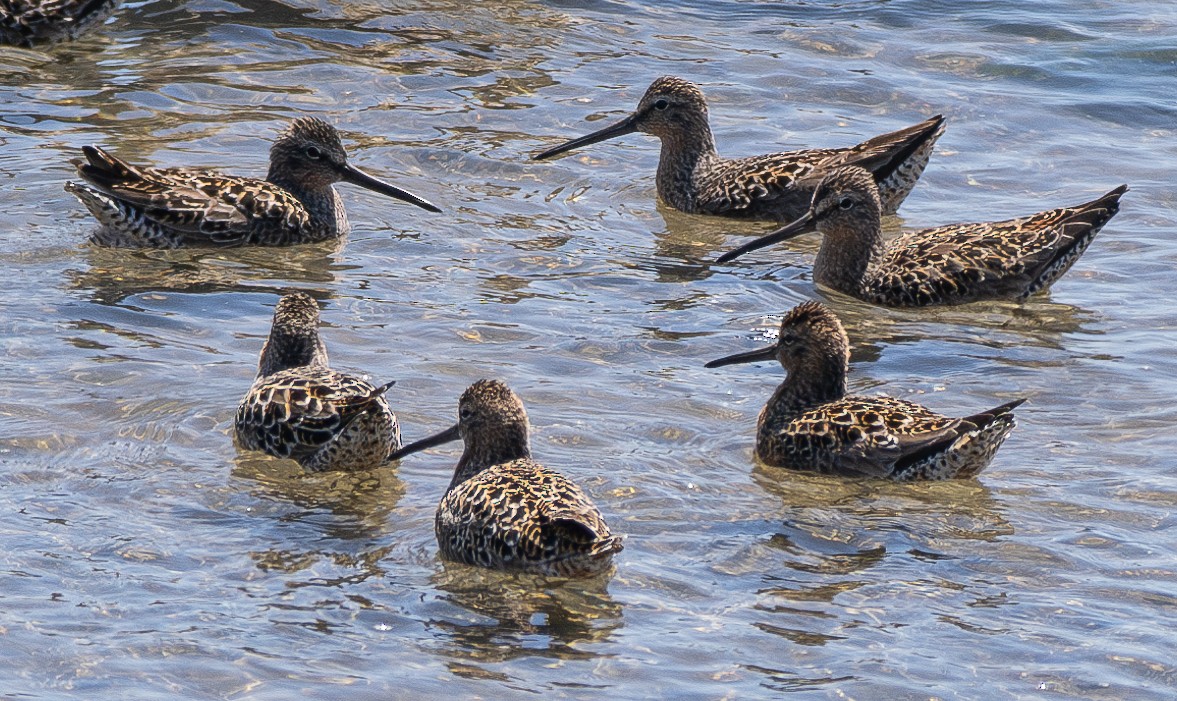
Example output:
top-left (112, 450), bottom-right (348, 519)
top-left (655, 124), bottom-right (719, 212)
top-left (448, 423), bottom-right (531, 492)
top-left (812, 214), bottom-right (887, 295)
top-left (257, 331), bottom-right (329, 377)
top-left (757, 356), bottom-right (848, 441)
top-left (267, 169), bottom-right (348, 235)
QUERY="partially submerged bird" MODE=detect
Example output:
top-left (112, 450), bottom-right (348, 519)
top-left (532, 75), bottom-right (944, 221)
top-left (66, 117), bottom-right (440, 248)
top-left (717, 166), bottom-right (1127, 307)
top-left (705, 301), bottom-right (1023, 480)
top-left (235, 292), bottom-right (400, 472)
top-left (389, 379), bottom-right (622, 576)
top-left (0, 0), bottom-right (118, 45)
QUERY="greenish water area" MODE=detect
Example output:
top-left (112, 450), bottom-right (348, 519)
top-left (1, 1), bottom-right (1175, 698)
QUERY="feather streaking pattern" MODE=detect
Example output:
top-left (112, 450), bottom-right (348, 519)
top-left (534, 75), bottom-right (944, 222)
top-left (234, 292), bottom-right (400, 472)
top-left (394, 379), bottom-right (621, 576)
top-left (0, 0), bottom-right (118, 45)
top-left (706, 301), bottom-right (1023, 480)
top-left (741, 166), bottom-right (1127, 306)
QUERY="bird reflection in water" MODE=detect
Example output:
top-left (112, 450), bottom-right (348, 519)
top-left (427, 561), bottom-right (623, 667)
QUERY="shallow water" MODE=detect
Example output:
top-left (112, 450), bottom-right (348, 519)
top-left (2, 0), bottom-right (1176, 698)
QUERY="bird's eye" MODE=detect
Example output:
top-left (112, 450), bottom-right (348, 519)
top-left (653, 98), bottom-right (670, 111)
top-left (838, 196), bottom-right (855, 210)
top-left (459, 407), bottom-right (473, 420)
top-left (305, 146), bottom-right (323, 159)
top-left (780, 334), bottom-right (797, 347)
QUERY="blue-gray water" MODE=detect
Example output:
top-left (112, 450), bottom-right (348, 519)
top-left (1, 1), bottom-right (1175, 698)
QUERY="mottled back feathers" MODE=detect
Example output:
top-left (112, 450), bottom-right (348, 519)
top-left (391, 379), bottom-right (621, 576)
top-left (234, 292), bottom-right (400, 472)
top-left (707, 300), bottom-right (1022, 480)
top-left (0, 0), bottom-right (118, 45)
top-left (532, 75), bottom-right (943, 221)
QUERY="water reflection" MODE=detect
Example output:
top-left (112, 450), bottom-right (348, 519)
top-left (827, 293), bottom-right (1099, 353)
top-left (232, 454), bottom-right (406, 542)
top-left (68, 242), bottom-right (342, 304)
top-left (743, 664), bottom-right (857, 694)
top-left (752, 463), bottom-right (1012, 543)
top-left (429, 562), bottom-right (622, 665)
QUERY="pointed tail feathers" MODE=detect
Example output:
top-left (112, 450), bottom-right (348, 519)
top-left (73, 145), bottom-right (145, 192)
top-left (851, 114), bottom-right (946, 186)
top-left (961, 398), bottom-right (1027, 431)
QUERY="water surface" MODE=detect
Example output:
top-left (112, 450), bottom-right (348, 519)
top-left (2, 1), bottom-right (1176, 698)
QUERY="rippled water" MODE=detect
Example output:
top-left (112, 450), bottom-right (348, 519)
top-left (2, 1), bottom-right (1176, 698)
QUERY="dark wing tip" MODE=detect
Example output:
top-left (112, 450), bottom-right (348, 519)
top-left (1083, 185), bottom-right (1128, 218)
top-left (549, 517), bottom-right (602, 544)
top-left (992, 397), bottom-right (1028, 415)
top-left (963, 398), bottom-right (1027, 429)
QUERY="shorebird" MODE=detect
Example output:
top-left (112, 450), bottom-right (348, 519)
top-left (706, 301), bottom-right (1024, 480)
top-left (235, 292), bottom-right (400, 472)
top-left (66, 116), bottom-right (440, 248)
top-left (389, 379), bottom-right (622, 576)
top-left (717, 166), bottom-right (1127, 307)
top-left (0, 0), bottom-right (118, 45)
top-left (532, 75), bottom-right (944, 221)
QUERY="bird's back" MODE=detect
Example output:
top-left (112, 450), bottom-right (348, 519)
top-left (863, 185), bottom-right (1126, 306)
top-left (70, 146), bottom-right (321, 247)
top-left (235, 366), bottom-right (398, 471)
top-left (436, 458), bottom-right (621, 576)
top-left (0, 0), bottom-right (117, 45)
top-left (761, 394), bottom-right (1021, 480)
top-left (692, 116), bottom-right (944, 221)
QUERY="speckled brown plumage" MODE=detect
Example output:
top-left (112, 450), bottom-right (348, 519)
top-left (0, 0), bottom-right (117, 45)
top-left (66, 117), bottom-right (440, 248)
top-left (532, 76), bottom-right (944, 221)
top-left (389, 379), bottom-right (622, 576)
top-left (706, 301), bottom-right (1023, 480)
top-left (234, 292), bottom-right (400, 473)
top-left (718, 166), bottom-right (1127, 306)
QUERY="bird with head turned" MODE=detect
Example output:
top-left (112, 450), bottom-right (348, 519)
top-left (390, 379), bottom-right (622, 576)
top-left (234, 292), bottom-right (401, 473)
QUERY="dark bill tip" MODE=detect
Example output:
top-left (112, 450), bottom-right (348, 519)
top-left (715, 211), bottom-right (817, 264)
top-left (388, 422), bottom-right (461, 462)
top-left (531, 113), bottom-right (640, 161)
top-left (342, 164), bottom-right (442, 213)
top-left (704, 345), bottom-right (778, 369)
